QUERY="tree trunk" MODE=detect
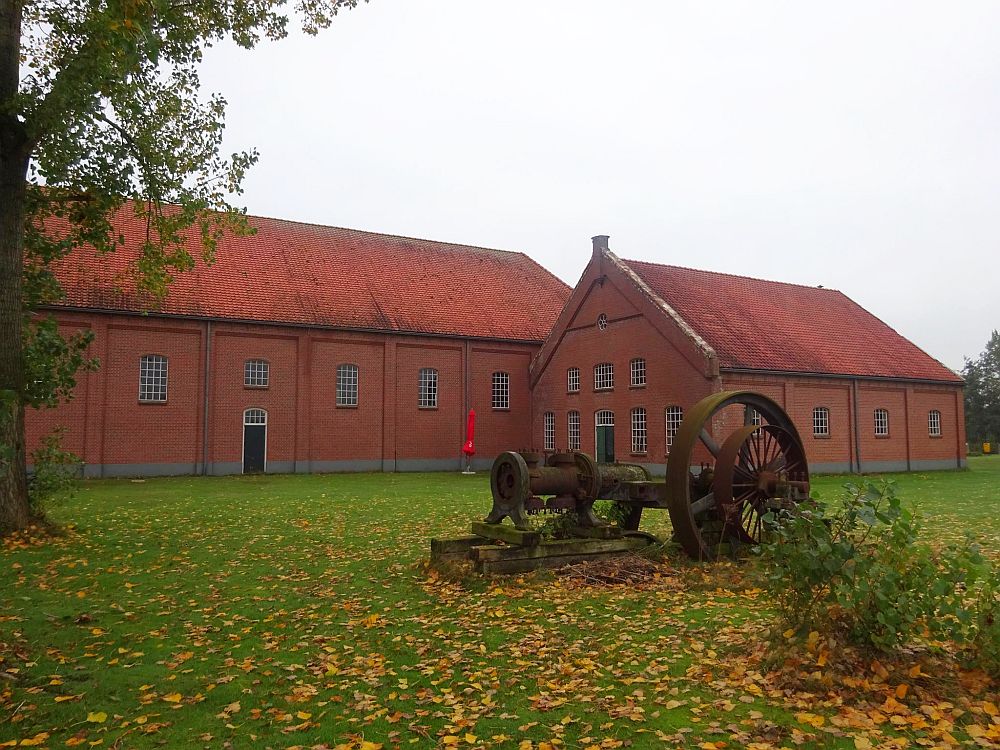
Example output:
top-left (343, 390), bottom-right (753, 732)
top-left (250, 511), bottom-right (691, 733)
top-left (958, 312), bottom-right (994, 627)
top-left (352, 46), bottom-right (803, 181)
top-left (0, 0), bottom-right (31, 533)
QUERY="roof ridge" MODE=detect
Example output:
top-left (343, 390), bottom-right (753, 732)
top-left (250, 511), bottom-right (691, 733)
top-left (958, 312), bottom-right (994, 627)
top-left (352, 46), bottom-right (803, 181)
top-left (622, 257), bottom-right (841, 294)
top-left (245, 211), bottom-right (536, 259)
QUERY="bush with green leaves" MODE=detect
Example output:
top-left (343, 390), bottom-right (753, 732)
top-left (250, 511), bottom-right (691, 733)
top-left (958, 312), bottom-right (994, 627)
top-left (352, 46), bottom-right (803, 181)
top-left (756, 480), bottom-right (998, 664)
top-left (592, 499), bottom-right (630, 527)
top-left (27, 428), bottom-right (83, 517)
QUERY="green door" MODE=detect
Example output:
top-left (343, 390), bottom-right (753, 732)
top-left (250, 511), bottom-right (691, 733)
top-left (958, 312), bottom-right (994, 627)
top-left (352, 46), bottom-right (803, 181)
top-left (596, 425), bottom-right (615, 463)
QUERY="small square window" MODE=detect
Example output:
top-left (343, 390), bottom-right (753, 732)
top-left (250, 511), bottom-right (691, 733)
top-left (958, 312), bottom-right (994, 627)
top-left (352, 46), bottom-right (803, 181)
top-left (244, 359), bottom-right (269, 388)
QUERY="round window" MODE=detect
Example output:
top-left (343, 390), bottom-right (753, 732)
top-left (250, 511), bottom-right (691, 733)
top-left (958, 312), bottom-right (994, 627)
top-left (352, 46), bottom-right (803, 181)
top-left (597, 313), bottom-right (608, 330)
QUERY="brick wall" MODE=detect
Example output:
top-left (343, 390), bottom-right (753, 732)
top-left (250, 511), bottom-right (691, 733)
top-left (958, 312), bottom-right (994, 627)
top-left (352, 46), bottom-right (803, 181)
top-left (530, 259), bottom-right (719, 474)
top-left (25, 310), bottom-right (540, 476)
top-left (723, 373), bottom-right (966, 472)
top-left (26, 300), bottom-right (967, 478)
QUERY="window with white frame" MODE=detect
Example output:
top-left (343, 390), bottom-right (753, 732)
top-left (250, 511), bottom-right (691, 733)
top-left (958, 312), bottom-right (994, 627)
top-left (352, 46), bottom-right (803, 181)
top-left (567, 367), bottom-right (580, 393)
top-left (244, 407), bottom-right (267, 425)
top-left (139, 354), bottom-right (168, 402)
top-left (749, 408), bottom-right (763, 427)
top-left (630, 358), bottom-right (646, 387)
top-left (874, 408), bottom-right (889, 437)
top-left (928, 410), bottom-right (941, 437)
top-left (336, 363), bottom-right (359, 407)
top-left (813, 406), bottom-right (830, 437)
top-left (568, 411), bottom-right (581, 451)
top-left (418, 368), bottom-right (438, 408)
top-left (593, 362), bottom-right (614, 391)
top-left (631, 407), bottom-right (647, 454)
top-left (665, 406), bottom-right (683, 452)
top-left (244, 359), bottom-right (269, 388)
top-left (543, 412), bottom-right (555, 450)
top-left (596, 410), bottom-right (614, 427)
top-left (492, 371), bottom-right (510, 410)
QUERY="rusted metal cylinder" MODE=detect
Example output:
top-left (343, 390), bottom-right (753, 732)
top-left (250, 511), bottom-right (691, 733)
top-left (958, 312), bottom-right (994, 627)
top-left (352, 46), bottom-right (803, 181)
top-left (596, 463), bottom-right (651, 494)
top-left (522, 453), bottom-right (580, 496)
top-left (487, 450), bottom-right (651, 529)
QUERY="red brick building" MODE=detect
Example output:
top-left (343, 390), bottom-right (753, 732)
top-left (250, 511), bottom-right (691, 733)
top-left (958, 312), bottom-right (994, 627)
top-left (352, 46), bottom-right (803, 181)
top-left (530, 236), bottom-right (965, 475)
top-left (27, 214), bottom-right (965, 476)
top-left (27, 209), bottom-right (570, 476)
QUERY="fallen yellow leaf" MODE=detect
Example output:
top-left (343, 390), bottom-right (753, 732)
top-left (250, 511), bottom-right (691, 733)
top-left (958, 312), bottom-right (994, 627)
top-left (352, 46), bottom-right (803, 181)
top-left (19, 734), bottom-right (51, 747)
top-left (86, 712), bottom-right (107, 724)
top-left (162, 693), bottom-right (182, 703)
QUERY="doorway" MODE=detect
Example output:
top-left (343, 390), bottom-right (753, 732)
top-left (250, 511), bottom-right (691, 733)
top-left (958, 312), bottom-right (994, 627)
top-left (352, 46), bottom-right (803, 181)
top-left (595, 410), bottom-right (615, 463)
top-left (243, 408), bottom-right (267, 474)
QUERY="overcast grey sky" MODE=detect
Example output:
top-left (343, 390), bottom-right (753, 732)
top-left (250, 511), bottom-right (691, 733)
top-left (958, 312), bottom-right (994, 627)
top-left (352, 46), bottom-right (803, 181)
top-left (200, 0), bottom-right (999, 372)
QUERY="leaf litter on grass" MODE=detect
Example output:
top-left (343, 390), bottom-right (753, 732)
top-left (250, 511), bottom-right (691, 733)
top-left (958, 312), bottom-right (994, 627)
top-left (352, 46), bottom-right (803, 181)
top-left (0, 464), bottom-right (997, 748)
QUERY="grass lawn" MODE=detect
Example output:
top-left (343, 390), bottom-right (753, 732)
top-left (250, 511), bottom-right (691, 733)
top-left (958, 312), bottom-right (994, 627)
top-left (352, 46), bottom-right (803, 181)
top-left (1, 457), bottom-right (998, 749)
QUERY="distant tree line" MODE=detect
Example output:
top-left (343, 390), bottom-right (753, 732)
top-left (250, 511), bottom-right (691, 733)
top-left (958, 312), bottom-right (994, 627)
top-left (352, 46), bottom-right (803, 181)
top-left (962, 330), bottom-right (1000, 450)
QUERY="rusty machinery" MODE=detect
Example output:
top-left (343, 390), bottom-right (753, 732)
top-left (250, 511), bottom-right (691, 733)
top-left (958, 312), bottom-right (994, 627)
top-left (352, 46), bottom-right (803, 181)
top-left (487, 390), bottom-right (811, 560)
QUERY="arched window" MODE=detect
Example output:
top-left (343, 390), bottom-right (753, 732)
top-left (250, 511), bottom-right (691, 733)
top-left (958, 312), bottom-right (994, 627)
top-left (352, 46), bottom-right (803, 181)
top-left (567, 367), bottom-right (580, 393)
top-left (336, 364), bottom-right (359, 407)
top-left (874, 408), bottom-right (889, 437)
top-left (244, 408), bottom-right (267, 425)
top-left (928, 410), bottom-right (942, 437)
top-left (665, 406), bottom-right (683, 452)
top-left (568, 410), bottom-right (581, 451)
top-left (631, 407), bottom-right (647, 454)
top-left (139, 354), bottom-right (168, 402)
top-left (244, 359), bottom-right (269, 388)
top-left (812, 406), bottom-right (830, 437)
top-left (492, 371), bottom-right (510, 410)
top-left (593, 362), bottom-right (614, 391)
top-left (630, 358), bottom-right (646, 387)
top-left (543, 412), bottom-right (555, 450)
top-left (418, 368), bottom-right (438, 408)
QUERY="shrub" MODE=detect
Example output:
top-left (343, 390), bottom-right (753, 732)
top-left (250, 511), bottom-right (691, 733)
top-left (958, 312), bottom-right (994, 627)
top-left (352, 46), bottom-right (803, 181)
top-left (28, 428), bottom-right (83, 516)
top-left (756, 480), bottom-right (998, 664)
top-left (593, 499), bottom-right (630, 527)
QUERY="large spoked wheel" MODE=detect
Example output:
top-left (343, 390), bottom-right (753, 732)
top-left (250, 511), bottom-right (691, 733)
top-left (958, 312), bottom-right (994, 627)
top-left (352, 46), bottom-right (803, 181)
top-left (487, 451), bottom-right (531, 528)
top-left (665, 391), bottom-right (810, 560)
top-left (714, 424), bottom-right (810, 545)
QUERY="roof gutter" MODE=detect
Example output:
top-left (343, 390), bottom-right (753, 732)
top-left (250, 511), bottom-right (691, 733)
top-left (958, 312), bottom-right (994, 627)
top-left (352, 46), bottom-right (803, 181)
top-left (720, 366), bottom-right (963, 388)
top-left (37, 305), bottom-right (549, 347)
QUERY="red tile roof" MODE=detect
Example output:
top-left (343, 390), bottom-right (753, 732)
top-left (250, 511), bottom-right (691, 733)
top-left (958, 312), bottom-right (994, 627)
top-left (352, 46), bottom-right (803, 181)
top-left (622, 259), bottom-right (961, 383)
top-left (49, 205), bottom-right (571, 342)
